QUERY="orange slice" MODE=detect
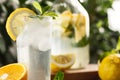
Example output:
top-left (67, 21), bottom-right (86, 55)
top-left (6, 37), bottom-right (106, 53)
top-left (6, 8), bottom-right (36, 41)
top-left (0, 63), bottom-right (27, 80)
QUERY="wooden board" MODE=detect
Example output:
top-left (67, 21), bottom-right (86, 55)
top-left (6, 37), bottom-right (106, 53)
top-left (51, 64), bottom-right (100, 80)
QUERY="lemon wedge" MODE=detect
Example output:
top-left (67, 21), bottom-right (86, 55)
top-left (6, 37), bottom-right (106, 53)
top-left (6, 8), bottom-right (36, 41)
top-left (72, 13), bottom-right (86, 42)
top-left (51, 54), bottom-right (75, 72)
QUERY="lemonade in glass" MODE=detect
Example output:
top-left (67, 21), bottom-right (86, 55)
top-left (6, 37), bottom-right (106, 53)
top-left (16, 17), bottom-right (52, 80)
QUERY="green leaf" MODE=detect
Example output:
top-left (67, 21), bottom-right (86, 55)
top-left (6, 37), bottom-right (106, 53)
top-left (32, 1), bottom-right (57, 18)
top-left (72, 36), bottom-right (89, 47)
top-left (32, 1), bottom-right (42, 14)
top-left (42, 6), bottom-right (51, 14)
top-left (99, 36), bottom-right (120, 62)
top-left (54, 71), bottom-right (64, 80)
top-left (116, 36), bottom-right (120, 51)
top-left (43, 12), bottom-right (58, 18)
top-left (99, 49), bottom-right (117, 62)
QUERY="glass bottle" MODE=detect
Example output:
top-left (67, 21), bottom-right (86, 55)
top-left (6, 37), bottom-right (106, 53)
top-left (51, 0), bottom-right (90, 69)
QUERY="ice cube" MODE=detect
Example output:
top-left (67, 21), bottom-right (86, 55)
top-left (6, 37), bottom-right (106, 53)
top-left (17, 17), bottom-right (52, 51)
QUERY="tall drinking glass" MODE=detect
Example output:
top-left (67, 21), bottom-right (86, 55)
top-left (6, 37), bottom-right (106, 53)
top-left (16, 17), bottom-right (52, 80)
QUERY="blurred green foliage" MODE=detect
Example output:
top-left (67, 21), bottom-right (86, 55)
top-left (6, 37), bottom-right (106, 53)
top-left (82, 0), bottom-right (119, 63)
top-left (0, 0), bottom-right (119, 66)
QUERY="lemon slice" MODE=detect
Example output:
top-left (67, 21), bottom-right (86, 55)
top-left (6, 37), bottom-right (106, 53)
top-left (51, 54), bottom-right (75, 72)
top-left (6, 8), bottom-right (36, 41)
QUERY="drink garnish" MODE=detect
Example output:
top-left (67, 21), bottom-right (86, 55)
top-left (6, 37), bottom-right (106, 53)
top-left (32, 1), bottom-right (57, 18)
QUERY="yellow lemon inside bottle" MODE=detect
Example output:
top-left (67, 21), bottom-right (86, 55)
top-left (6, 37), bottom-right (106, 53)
top-left (98, 53), bottom-right (120, 80)
top-left (51, 53), bottom-right (75, 72)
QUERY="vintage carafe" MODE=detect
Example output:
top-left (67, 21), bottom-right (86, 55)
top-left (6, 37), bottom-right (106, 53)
top-left (51, 0), bottom-right (90, 69)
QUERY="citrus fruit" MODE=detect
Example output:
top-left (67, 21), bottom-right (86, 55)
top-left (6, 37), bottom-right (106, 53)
top-left (0, 63), bottom-right (27, 80)
top-left (6, 8), bottom-right (36, 41)
top-left (59, 10), bottom-right (72, 29)
top-left (51, 54), bottom-right (75, 72)
top-left (98, 53), bottom-right (120, 80)
top-left (72, 13), bottom-right (86, 42)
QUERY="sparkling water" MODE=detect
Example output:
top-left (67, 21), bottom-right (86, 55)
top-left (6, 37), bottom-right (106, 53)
top-left (16, 17), bottom-right (51, 80)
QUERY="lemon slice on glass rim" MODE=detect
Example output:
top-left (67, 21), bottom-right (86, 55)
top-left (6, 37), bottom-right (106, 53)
top-left (51, 54), bottom-right (75, 72)
top-left (6, 8), bottom-right (36, 41)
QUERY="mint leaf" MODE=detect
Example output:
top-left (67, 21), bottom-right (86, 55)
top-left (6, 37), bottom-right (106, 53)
top-left (54, 71), bottom-right (64, 80)
top-left (116, 36), bottom-right (120, 51)
top-left (42, 6), bottom-right (51, 14)
top-left (43, 12), bottom-right (58, 18)
top-left (32, 1), bottom-right (57, 18)
top-left (32, 1), bottom-right (42, 14)
top-left (72, 36), bottom-right (89, 47)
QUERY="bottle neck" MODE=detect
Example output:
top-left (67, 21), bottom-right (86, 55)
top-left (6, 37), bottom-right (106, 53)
top-left (53, 0), bottom-right (81, 13)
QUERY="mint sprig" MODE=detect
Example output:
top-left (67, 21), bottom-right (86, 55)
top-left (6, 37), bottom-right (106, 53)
top-left (53, 71), bottom-right (64, 80)
top-left (33, 1), bottom-right (42, 14)
top-left (32, 1), bottom-right (57, 18)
